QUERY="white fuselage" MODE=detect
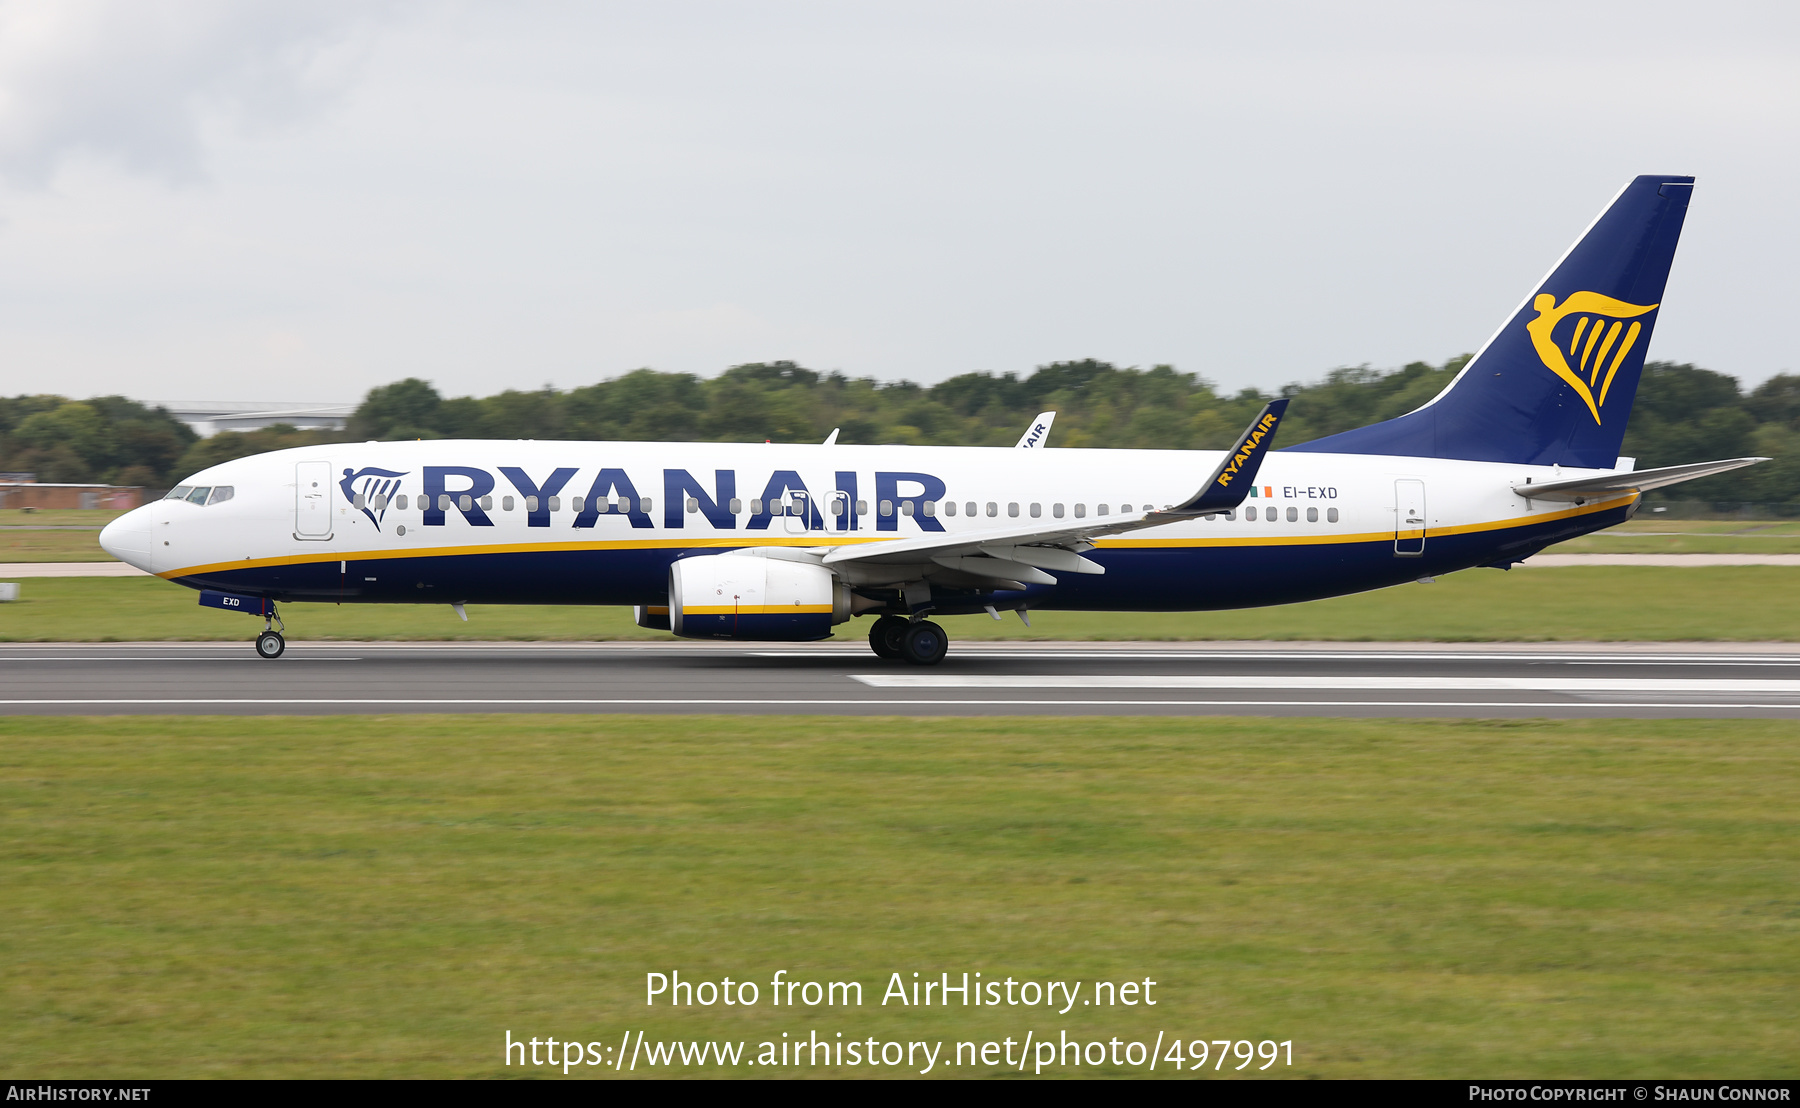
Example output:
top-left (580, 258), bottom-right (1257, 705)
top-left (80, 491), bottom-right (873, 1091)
top-left (100, 439), bottom-right (1633, 616)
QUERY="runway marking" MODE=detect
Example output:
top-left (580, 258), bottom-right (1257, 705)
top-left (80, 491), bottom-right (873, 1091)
top-left (0, 698), bottom-right (1796, 711)
top-left (852, 674), bottom-right (1800, 694)
top-left (0, 657), bottom-right (362, 663)
top-left (753, 650), bottom-right (1800, 664)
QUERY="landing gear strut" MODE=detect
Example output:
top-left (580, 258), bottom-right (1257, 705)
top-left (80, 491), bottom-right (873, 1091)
top-left (867, 614), bottom-right (948, 665)
top-left (255, 603), bottom-right (286, 659)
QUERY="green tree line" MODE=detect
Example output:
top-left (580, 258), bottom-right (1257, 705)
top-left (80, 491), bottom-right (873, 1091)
top-left (5, 358), bottom-right (1798, 504)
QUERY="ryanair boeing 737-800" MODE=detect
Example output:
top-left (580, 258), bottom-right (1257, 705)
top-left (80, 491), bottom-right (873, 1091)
top-left (99, 175), bottom-right (1761, 664)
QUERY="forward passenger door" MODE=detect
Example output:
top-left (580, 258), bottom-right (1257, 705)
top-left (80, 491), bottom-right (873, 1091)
top-left (295, 460), bottom-right (333, 540)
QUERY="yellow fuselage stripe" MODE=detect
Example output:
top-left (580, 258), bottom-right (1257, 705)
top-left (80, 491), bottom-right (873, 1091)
top-left (682, 604), bottom-right (833, 615)
top-left (159, 496), bottom-right (1634, 580)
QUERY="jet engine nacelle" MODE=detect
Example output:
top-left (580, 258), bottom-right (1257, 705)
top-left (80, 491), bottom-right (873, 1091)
top-left (669, 553), bottom-right (851, 641)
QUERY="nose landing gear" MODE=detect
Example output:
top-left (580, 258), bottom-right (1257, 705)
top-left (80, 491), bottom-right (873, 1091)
top-left (255, 603), bottom-right (286, 659)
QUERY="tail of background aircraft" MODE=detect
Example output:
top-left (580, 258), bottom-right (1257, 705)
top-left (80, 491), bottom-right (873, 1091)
top-left (1290, 174), bottom-right (1694, 469)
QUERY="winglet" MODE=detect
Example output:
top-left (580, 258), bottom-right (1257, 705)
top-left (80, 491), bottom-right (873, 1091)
top-left (1175, 399), bottom-right (1290, 513)
top-left (1015, 412), bottom-right (1055, 448)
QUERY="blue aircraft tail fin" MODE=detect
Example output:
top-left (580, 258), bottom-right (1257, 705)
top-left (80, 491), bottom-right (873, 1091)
top-left (1289, 175), bottom-right (1693, 468)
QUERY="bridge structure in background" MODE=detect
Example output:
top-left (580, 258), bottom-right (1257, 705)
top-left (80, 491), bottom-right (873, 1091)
top-left (155, 401), bottom-right (356, 438)
top-left (0, 479), bottom-right (143, 510)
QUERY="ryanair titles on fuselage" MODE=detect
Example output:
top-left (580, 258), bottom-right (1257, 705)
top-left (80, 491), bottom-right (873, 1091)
top-left (340, 463), bottom-right (951, 534)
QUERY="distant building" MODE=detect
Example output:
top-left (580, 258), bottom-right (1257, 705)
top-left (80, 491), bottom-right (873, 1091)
top-left (0, 482), bottom-right (143, 510)
top-left (156, 401), bottom-right (355, 438)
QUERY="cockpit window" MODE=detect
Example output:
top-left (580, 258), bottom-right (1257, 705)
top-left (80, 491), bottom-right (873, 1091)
top-left (185, 487), bottom-right (212, 504)
top-left (206, 486), bottom-right (234, 506)
top-left (165, 486), bottom-right (193, 501)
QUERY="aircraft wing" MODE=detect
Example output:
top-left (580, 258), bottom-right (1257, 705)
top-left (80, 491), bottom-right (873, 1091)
top-left (821, 400), bottom-right (1289, 589)
top-left (1514, 456), bottom-right (1766, 502)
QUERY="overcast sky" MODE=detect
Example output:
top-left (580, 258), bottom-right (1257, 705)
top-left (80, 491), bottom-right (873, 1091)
top-left (1, 1), bottom-right (1796, 405)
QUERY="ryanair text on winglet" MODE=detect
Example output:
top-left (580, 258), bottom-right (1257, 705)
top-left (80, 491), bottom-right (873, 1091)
top-left (1215, 411), bottom-right (1280, 489)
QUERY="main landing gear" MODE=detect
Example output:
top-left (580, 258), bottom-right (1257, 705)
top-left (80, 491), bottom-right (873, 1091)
top-left (868, 614), bottom-right (949, 666)
top-left (255, 603), bottom-right (286, 659)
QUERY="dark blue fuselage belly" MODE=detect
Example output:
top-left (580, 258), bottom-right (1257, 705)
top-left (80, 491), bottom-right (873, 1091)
top-left (168, 504), bottom-right (1624, 613)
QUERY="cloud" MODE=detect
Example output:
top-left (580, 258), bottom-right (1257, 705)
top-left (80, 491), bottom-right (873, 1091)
top-left (0, 0), bottom-right (382, 185)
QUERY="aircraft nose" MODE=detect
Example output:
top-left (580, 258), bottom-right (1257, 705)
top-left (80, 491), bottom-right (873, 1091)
top-left (99, 506), bottom-right (155, 568)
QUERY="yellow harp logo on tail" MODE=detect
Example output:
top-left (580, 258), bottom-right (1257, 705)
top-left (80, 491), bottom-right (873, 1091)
top-left (1525, 292), bottom-right (1658, 424)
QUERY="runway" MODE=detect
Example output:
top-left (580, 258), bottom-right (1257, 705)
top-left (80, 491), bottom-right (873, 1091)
top-left (3, 641), bottom-right (1799, 717)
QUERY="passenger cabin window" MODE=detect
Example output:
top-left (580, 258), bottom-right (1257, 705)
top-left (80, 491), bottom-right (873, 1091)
top-left (1327, 507), bottom-right (1339, 523)
top-left (922, 500), bottom-right (936, 517)
top-left (548, 496), bottom-right (561, 512)
top-left (502, 495), bottom-right (514, 512)
top-left (944, 501), bottom-right (957, 517)
top-left (686, 498), bottom-right (699, 513)
top-left (1007, 502), bottom-right (1019, 518)
top-left (985, 502), bottom-right (998, 517)
top-left (1074, 504), bottom-right (1086, 518)
top-left (965, 502), bottom-right (976, 517)
top-left (856, 499), bottom-right (868, 515)
top-left (1287, 507), bottom-right (1298, 522)
top-left (900, 501), bottom-right (914, 517)
top-left (730, 497), bottom-right (743, 513)
top-left (1097, 504), bottom-right (1108, 516)
top-left (480, 495), bottom-right (493, 511)
top-left (1245, 506), bottom-right (1257, 520)
top-left (880, 500), bottom-right (894, 517)
top-left (525, 496), bottom-right (539, 512)
top-left (458, 494), bottom-right (472, 511)
top-left (1053, 503), bottom-right (1064, 518)
top-left (1029, 503), bottom-right (1041, 518)
top-left (1307, 507), bottom-right (1318, 522)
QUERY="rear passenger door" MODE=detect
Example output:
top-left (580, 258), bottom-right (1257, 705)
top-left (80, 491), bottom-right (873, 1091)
top-left (1393, 478), bottom-right (1425, 556)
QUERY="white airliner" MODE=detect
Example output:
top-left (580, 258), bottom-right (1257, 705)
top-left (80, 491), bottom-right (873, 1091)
top-left (100, 175), bottom-right (1759, 664)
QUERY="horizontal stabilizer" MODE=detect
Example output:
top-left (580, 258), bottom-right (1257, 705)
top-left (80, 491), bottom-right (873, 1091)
top-left (1515, 457), bottom-right (1766, 502)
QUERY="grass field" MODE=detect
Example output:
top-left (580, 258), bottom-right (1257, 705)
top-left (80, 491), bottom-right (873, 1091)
top-left (2, 714), bottom-right (1794, 1078)
top-left (2, 567), bottom-right (1798, 642)
top-left (1547, 518), bottom-right (1800, 554)
top-left (0, 509), bottom-right (121, 561)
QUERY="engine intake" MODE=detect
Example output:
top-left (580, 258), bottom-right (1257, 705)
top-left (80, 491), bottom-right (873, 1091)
top-left (669, 553), bottom-right (851, 641)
